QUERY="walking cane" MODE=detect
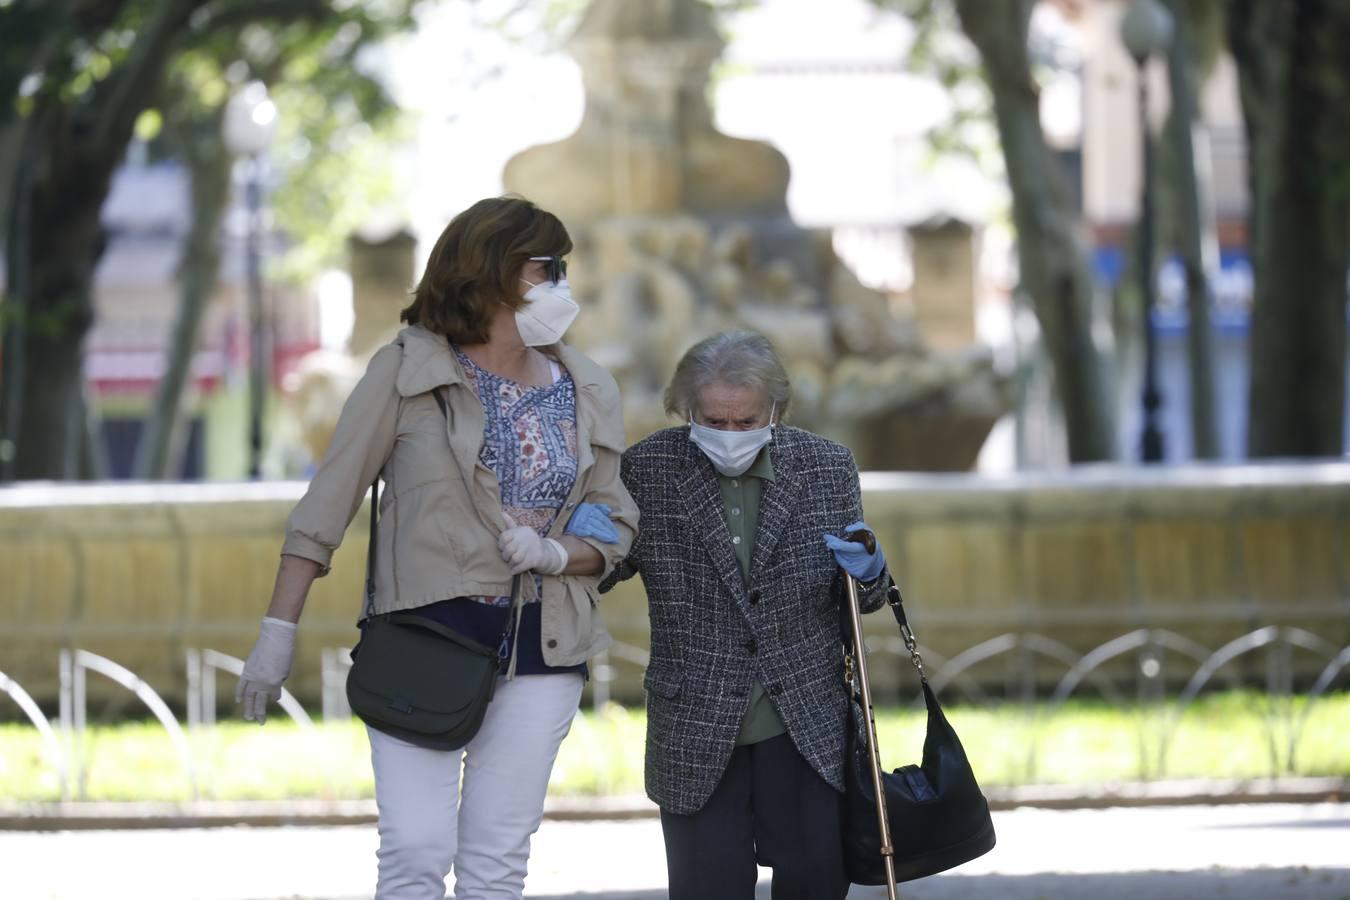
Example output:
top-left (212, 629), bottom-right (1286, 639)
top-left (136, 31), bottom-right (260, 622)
top-left (842, 529), bottom-right (899, 900)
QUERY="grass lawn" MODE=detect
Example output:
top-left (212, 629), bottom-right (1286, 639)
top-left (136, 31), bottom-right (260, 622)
top-left (1, 690), bottom-right (1346, 803)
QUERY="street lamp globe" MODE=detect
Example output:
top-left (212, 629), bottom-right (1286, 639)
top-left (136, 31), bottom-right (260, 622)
top-left (1119, 0), bottom-right (1175, 62)
top-left (223, 81), bottom-right (278, 157)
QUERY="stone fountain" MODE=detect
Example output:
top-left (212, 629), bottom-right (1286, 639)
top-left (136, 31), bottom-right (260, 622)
top-left (503, 0), bottom-right (1007, 470)
top-left (285, 0), bottom-right (1007, 472)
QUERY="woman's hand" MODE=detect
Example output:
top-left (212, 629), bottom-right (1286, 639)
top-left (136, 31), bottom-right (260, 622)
top-left (236, 617), bottom-right (297, 724)
top-left (564, 502), bottom-right (619, 543)
top-left (823, 521), bottom-right (886, 582)
top-left (498, 522), bottom-right (569, 575)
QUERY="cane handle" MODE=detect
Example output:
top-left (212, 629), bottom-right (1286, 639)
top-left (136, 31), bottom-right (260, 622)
top-left (842, 527), bottom-right (877, 555)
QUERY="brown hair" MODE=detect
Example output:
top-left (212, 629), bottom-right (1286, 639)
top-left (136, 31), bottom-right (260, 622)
top-left (401, 196), bottom-right (572, 343)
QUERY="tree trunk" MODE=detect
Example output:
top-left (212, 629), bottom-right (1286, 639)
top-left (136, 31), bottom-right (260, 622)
top-left (134, 107), bottom-right (231, 480)
top-left (6, 118), bottom-right (108, 480)
top-left (0, 122), bottom-right (21, 245)
top-left (0, 0), bottom-right (201, 480)
top-left (954, 0), bottom-right (1116, 462)
top-left (0, 125), bottom-right (34, 479)
top-left (1162, 0), bottom-right (1221, 460)
top-left (1228, 0), bottom-right (1350, 458)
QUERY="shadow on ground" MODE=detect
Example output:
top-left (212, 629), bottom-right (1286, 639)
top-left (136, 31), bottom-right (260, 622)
top-left (526, 867), bottom-right (1350, 900)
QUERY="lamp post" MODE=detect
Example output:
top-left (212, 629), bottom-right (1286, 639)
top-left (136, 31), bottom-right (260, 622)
top-left (1120, 0), bottom-right (1174, 463)
top-left (223, 82), bottom-right (278, 479)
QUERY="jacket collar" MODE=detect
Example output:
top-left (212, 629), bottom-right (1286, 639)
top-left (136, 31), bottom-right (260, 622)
top-left (677, 428), bottom-right (804, 596)
top-left (749, 437), bottom-right (802, 578)
top-left (392, 324), bottom-right (624, 448)
top-left (394, 325), bottom-right (464, 397)
top-left (678, 435), bottom-right (749, 601)
top-left (393, 325), bottom-right (608, 397)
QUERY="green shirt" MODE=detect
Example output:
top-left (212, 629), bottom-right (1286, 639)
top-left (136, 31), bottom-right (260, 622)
top-left (716, 447), bottom-right (788, 746)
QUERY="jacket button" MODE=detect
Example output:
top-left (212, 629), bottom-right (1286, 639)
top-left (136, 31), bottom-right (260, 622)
top-left (749, 589), bottom-right (761, 605)
top-left (745, 639), bottom-right (757, 655)
top-left (547, 639), bottom-right (558, 649)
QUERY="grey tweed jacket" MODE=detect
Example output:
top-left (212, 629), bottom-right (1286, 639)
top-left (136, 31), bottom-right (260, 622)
top-left (601, 425), bottom-right (890, 815)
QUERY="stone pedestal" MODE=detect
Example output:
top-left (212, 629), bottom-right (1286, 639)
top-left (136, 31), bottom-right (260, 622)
top-left (910, 217), bottom-right (978, 351)
top-left (504, 0), bottom-right (789, 227)
top-left (348, 229), bottom-right (416, 358)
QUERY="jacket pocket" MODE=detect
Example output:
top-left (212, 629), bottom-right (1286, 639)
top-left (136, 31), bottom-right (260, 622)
top-left (642, 665), bottom-right (683, 699)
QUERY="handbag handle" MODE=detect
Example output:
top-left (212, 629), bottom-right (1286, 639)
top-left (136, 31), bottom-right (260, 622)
top-left (840, 581), bottom-right (928, 685)
top-left (884, 585), bottom-right (927, 680)
top-left (363, 386), bottom-right (451, 620)
top-left (363, 386), bottom-right (522, 669)
top-left (363, 476), bottom-right (379, 620)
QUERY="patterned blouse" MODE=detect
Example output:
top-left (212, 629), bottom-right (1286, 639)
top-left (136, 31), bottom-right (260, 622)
top-left (460, 345), bottom-right (579, 607)
top-left (412, 345), bottom-right (584, 676)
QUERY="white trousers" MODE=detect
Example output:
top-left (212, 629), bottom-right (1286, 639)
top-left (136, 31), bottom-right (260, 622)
top-left (367, 672), bottom-right (584, 900)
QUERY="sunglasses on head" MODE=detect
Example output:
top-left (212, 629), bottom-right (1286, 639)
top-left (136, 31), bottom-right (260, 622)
top-left (528, 255), bottom-right (568, 285)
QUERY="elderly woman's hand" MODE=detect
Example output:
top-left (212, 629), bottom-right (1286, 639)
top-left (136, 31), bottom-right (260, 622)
top-left (823, 521), bottom-right (886, 582)
top-left (564, 502), bottom-right (619, 544)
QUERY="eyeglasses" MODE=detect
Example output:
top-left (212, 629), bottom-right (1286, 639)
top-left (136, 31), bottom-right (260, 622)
top-left (528, 255), bottom-right (568, 285)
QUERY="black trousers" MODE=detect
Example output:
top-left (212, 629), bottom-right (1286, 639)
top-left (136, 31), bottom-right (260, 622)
top-left (660, 733), bottom-right (849, 900)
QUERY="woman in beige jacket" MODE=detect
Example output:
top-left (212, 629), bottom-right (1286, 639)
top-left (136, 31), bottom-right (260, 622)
top-left (236, 196), bottom-right (638, 899)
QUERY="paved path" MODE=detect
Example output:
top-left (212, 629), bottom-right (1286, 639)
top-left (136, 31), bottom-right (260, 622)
top-left (2, 803), bottom-right (1347, 899)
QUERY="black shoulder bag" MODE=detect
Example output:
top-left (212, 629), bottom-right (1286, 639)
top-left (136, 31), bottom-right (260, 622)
top-left (345, 388), bottom-right (518, 751)
top-left (841, 582), bottom-right (997, 884)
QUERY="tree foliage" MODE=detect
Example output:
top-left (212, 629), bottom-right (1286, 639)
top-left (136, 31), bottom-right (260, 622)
top-left (0, 0), bottom-right (418, 480)
top-left (136, 4), bottom-right (414, 479)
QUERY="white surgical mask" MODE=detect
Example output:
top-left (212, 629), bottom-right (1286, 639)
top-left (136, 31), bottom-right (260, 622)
top-left (515, 278), bottom-right (579, 346)
top-left (689, 404), bottom-right (776, 476)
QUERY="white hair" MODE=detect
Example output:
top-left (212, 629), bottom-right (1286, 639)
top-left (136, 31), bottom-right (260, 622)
top-left (664, 331), bottom-right (791, 420)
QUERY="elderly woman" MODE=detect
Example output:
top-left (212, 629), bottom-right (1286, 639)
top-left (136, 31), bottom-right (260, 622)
top-left (235, 196), bottom-right (637, 899)
top-left (602, 331), bottom-right (892, 900)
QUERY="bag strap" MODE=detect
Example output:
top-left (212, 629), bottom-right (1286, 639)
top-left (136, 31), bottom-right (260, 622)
top-left (363, 387), bottom-right (449, 622)
top-left (429, 383), bottom-right (522, 668)
top-left (841, 581), bottom-right (928, 687)
top-left (884, 583), bottom-right (928, 680)
top-left (363, 477), bottom-right (379, 620)
top-left (365, 385), bottom-right (522, 669)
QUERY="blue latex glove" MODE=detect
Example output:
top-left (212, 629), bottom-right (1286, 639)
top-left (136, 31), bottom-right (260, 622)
top-left (823, 521), bottom-right (886, 582)
top-left (564, 502), bottom-right (619, 544)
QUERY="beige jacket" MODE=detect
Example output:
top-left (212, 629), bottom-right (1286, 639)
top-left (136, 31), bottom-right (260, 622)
top-left (282, 324), bottom-right (638, 667)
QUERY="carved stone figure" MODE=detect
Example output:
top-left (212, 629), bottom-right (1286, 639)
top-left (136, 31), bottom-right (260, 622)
top-left (504, 0), bottom-right (1007, 469)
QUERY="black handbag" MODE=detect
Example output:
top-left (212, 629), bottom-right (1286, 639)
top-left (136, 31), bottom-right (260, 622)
top-left (345, 607), bottom-right (507, 751)
top-left (345, 388), bottom-right (517, 751)
top-left (841, 583), bottom-right (996, 884)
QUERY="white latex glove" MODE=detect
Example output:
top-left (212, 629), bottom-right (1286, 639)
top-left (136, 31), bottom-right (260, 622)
top-left (497, 525), bottom-right (569, 575)
top-left (235, 616), bottom-right (297, 724)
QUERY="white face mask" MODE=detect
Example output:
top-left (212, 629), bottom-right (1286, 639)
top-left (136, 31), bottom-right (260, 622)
top-left (515, 278), bottom-right (579, 346)
top-left (688, 404), bottom-right (775, 477)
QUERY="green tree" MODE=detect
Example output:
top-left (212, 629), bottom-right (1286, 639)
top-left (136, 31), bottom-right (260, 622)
top-left (0, 0), bottom-right (413, 481)
top-left (134, 10), bottom-right (412, 479)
